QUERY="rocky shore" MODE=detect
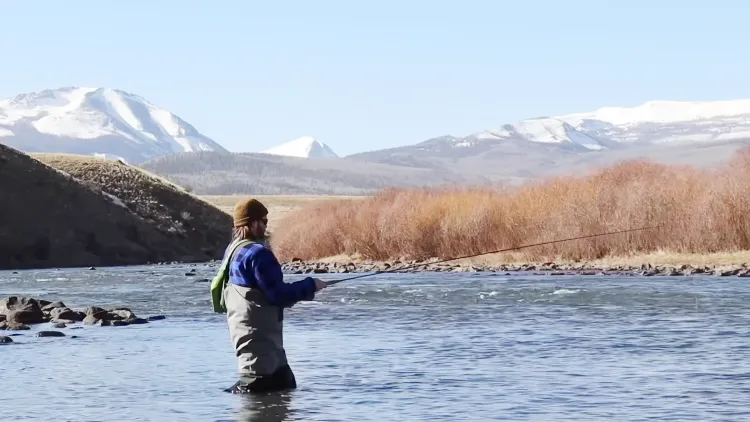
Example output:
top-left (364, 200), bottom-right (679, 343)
top-left (279, 258), bottom-right (750, 277)
top-left (0, 296), bottom-right (165, 344)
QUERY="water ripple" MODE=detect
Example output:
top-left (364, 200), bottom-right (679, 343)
top-left (1, 265), bottom-right (749, 420)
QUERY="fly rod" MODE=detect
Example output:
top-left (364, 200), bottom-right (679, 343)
top-left (324, 225), bottom-right (662, 286)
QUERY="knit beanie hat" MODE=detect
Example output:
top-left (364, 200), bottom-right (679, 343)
top-left (233, 198), bottom-right (268, 227)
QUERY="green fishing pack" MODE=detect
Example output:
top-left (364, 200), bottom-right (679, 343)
top-left (210, 239), bottom-right (253, 313)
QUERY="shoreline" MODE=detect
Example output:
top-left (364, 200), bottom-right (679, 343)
top-left (278, 250), bottom-right (750, 277)
top-left (280, 261), bottom-right (750, 277)
top-left (2, 251), bottom-right (750, 277)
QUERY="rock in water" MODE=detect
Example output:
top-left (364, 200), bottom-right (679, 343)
top-left (0, 296), bottom-right (164, 331)
top-left (49, 307), bottom-right (85, 322)
top-left (41, 301), bottom-right (66, 312)
top-left (0, 321), bottom-right (30, 330)
top-left (0, 336), bottom-right (13, 344)
top-left (36, 331), bottom-right (65, 337)
top-left (0, 296), bottom-right (45, 324)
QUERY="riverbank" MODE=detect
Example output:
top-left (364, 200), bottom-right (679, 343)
top-left (279, 250), bottom-right (750, 277)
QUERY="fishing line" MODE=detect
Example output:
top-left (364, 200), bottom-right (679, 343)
top-left (325, 225), bottom-right (662, 286)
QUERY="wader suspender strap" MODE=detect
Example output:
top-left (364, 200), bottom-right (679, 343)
top-left (210, 238), bottom-right (254, 313)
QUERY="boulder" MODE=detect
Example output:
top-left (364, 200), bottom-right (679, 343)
top-left (50, 307), bottom-right (85, 322)
top-left (108, 308), bottom-right (136, 321)
top-left (82, 315), bottom-right (100, 325)
top-left (41, 301), bottom-right (66, 312)
top-left (0, 296), bottom-right (45, 324)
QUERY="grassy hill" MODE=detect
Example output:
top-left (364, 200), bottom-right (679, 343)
top-left (0, 145), bottom-right (231, 270)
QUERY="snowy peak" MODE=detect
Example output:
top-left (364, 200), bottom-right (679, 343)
top-left (0, 86), bottom-right (227, 163)
top-left (442, 98), bottom-right (750, 152)
top-left (559, 99), bottom-right (750, 126)
top-left (260, 136), bottom-right (339, 158)
top-left (481, 117), bottom-right (609, 150)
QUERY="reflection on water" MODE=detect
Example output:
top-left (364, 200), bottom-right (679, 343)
top-left (233, 392), bottom-right (293, 422)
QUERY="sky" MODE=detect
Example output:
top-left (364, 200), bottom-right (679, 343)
top-left (1, 0), bottom-right (749, 156)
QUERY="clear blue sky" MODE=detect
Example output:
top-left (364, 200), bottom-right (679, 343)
top-left (1, 0), bottom-right (748, 156)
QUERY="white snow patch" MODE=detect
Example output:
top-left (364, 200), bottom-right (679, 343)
top-left (92, 152), bottom-right (129, 164)
top-left (453, 140), bottom-right (475, 148)
top-left (261, 136), bottom-right (339, 158)
top-left (560, 99), bottom-right (750, 127)
top-left (474, 131), bottom-right (503, 140)
top-left (490, 118), bottom-right (607, 150)
top-left (102, 191), bottom-right (128, 209)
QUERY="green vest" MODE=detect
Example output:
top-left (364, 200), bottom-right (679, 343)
top-left (210, 238), bottom-right (254, 313)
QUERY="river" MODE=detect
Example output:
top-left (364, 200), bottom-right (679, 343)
top-left (2, 264), bottom-right (749, 421)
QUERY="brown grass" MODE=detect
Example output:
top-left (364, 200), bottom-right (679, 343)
top-left (201, 194), bottom-right (366, 231)
top-left (269, 147), bottom-right (750, 264)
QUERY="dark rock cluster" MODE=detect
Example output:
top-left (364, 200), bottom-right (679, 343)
top-left (0, 295), bottom-right (166, 333)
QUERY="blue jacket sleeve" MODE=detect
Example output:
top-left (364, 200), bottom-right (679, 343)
top-left (251, 247), bottom-right (316, 308)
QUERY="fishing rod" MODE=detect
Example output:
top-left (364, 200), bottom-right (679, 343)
top-left (324, 225), bottom-right (662, 286)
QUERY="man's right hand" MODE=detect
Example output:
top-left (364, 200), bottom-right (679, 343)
top-left (313, 278), bottom-right (328, 291)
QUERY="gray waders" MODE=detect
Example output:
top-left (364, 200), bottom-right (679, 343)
top-left (223, 281), bottom-right (297, 393)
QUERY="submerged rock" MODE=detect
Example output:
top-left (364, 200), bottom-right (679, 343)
top-left (0, 321), bottom-right (30, 330)
top-left (36, 331), bottom-right (65, 337)
top-left (0, 336), bottom-right (13, 344)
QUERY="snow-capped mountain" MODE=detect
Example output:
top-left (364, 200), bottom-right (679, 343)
top-left (467, 99), bottom-right (750, 151)
top-left (260, 136), bottom-right (339, 158)
top-left (0, 86), bottom-right (227, 163)
top-left (351, 98), bottom-right (750, 163)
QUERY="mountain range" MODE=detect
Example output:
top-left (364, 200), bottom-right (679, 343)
top-left (3, 86), bottom-right (750, 194)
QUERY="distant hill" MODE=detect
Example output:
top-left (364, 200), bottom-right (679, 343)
top-left (139, 151), bottom-right (478, 195)
top-left (0, 145), bottom-right (231, 270)
top-left (0, 86), bottom-right (228, 164)
top-left (349, 98), bottom-right (750, 173)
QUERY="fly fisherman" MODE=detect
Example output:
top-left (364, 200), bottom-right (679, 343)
top-left (220, 198), bottom-right (327, 394)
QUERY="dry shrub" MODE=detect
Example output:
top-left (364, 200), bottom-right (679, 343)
top-left (270, 147), bottom-right (750, 262)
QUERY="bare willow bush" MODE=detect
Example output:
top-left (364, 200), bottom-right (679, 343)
top-left (270, 148), bottom-right (750, 262)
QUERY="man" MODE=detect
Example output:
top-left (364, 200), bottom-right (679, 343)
top-left (223, 198), bottom-right (326, 394)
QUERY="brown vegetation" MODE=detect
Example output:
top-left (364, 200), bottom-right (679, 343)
top-left (269, 147), bottom-right (750, 263)
top-left (201, 194), bottom-right (366, 231)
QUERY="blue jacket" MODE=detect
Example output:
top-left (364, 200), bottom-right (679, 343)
top-left (227, 242), bottom-right (316, 308)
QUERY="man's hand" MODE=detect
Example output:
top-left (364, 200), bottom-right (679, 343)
top-left (313, 278), bottom-right (328, 291)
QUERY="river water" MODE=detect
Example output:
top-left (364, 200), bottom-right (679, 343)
top-left (1, 264), bottom-right (749, 421)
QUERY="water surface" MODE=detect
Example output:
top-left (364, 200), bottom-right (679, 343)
top-left (2, 265), bottom-right (749, 421)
